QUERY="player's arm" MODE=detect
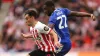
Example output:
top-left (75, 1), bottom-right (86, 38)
top-left (48, 15), bottom-right (56, 29)
top-left (68, 11), bottom-right (96, 21)
top-left (49, 30), bottom-right (62, 48)
top-left (63, 8), bottom-right (96, 21)
top-left (47, 24), bottom-right (62, 48)
top-left (21, 33), bottom-right (33, 38)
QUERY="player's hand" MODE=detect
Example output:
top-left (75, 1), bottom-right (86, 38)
top-left (91, 14), bottom-right (96, 21)
top-left (21, 33), bottom-right (26, 38)
top-left (54, 41), bottom-right (62, 48)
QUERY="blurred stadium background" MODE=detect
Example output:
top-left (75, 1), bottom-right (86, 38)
top-left (0, 0), bottom-right (100, 56)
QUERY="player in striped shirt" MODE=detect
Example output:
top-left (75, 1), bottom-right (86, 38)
top-left (21, 9), bottom-right (62, 56)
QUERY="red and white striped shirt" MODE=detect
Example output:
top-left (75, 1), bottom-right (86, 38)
top-left (30, 21), bottom-right (56, 52)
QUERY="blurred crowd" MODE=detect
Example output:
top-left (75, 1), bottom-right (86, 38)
top-left (0, 0), bottom-right (2, 10)
top-left (0, 0), bottom-right (100, 52)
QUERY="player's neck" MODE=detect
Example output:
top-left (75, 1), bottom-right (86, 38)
top-left (32, 20), bottom-right (38, 27)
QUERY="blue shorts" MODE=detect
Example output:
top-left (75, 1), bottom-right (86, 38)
top-left (56, 42), bottom-right (71, 56)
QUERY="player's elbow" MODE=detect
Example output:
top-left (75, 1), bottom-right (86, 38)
top-left (50, 30), bottom-right (57, 37)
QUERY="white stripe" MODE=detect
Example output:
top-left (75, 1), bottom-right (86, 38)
top-left (31, 28), bottom-right (38, 47)
top-left (49, 35), bottom-right (56, 52)
top-left (34, 29), bottom-right (43, 49)
top-left (48, 35), bottom-right (54, 51)
top-left (33, 29), bottom-right (40, 48)
top-left (45, 46), bottom-right (48, 52)
top-left (45, 35), bottom-right (52, 51)
top-left (39, 33), bottom-right (47, 51)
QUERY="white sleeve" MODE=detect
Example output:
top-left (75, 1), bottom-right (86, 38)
top-left (37, 24), bottom-right (52, 34)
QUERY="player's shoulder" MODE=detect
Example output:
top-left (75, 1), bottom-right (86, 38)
top-left (54, 8), bottom-right (65, 16)
top-left (36, 21), bottom-right (43, 25)
top-left (34, 21), bottom-right (46, 29)
top-left (55, 8), bottom-right (69, 12)
top-left (35, 21), bottom-right (43, 28)
top-left (49, 8), bottom-right (64, 20)
top-left (55, 8), bottom-right (65, 12)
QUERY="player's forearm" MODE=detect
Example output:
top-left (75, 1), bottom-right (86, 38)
top-left (22, 34), bottom-right (31, 38)
top-left (69, 11), bottom-right (91, 17)
top-left (53, 33), bottom-right (58, 42)
top-left (21, 33), bottom-right (32, 38)
top-left (50, 30), bottom-right (58, 42)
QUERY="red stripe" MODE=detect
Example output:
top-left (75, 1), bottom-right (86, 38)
top-left (49, 35), bottom-right (55, 52)
top-left (40, 41), bottom-right (45, 51)
top-left (35, 29), bottom-right (42, 49)
top-left (32, 29), bottom-right (40, 48)
top-left (41, 34), bottom-right (50, 52)
top-left (46, 34), bottom-right (53, 51)
top-left (51, 41), bottom-right (55, 52)
top-left (35, 30), bottom-right (45, 51)
top-left (47, 35), bottom-right (55, 52)
top-left (31, 28), bottom-right (36, 40)
top-left (46, 35), bottom-right (52, 52)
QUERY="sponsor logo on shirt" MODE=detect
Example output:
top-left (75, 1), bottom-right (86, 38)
top-left (44, 26), bottom-right (49, 31)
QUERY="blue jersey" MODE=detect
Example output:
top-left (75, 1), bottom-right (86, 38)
top-left (48, 8), bottom-right (71, 43)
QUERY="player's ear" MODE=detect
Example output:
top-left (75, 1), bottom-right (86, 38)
top-left (51, 6), bottom-right (55, 10)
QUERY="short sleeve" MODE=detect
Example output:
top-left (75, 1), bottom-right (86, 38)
top-left (48, 14), bottom-right (57, 25)
top-left (37, 24), bottom-right (52, 34)
top-left (63, 8), bottom-right (71, 16)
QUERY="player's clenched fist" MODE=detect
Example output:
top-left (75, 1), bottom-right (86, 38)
top-left (91, 14), bottom-right (96, 21)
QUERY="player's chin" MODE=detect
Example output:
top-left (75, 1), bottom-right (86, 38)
top-left (45, 12), bottom-right (51, 16)
top-left (47, 13), bottom-right (52, 16)
top-left (27, 24), bottom-right (32, 26)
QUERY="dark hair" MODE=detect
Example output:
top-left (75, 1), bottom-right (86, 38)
top-left (25, 9), bottom-right (38, 18)
top-left (44, 0), bottom-right (55, 7)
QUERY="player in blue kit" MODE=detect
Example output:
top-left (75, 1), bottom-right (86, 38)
top-left (43, 1), bottom-right (96, 56)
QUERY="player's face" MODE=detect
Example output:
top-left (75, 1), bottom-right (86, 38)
top-left (25, 14), bottom-right (33, 26)
top-left (43, 5), bottom-right (54, 16)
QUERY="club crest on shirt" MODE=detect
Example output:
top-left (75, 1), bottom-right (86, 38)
top-left (44, 26), bottom-right (49, 31)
